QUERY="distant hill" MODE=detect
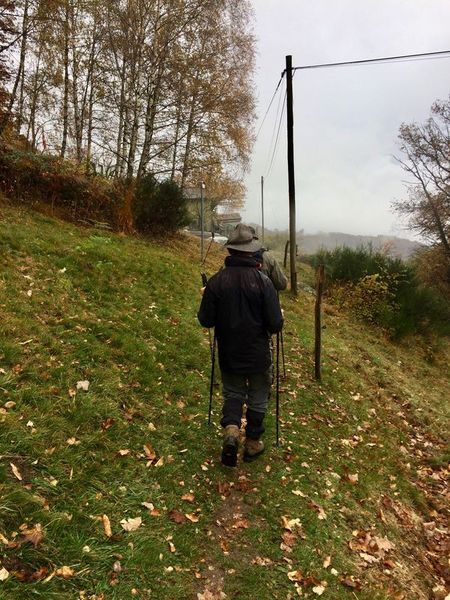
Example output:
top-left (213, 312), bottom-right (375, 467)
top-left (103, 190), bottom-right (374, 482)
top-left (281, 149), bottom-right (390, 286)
top-left (251, 225), bottom-right (424, 260)
top-left (298, 232), bottom-right (423, 259)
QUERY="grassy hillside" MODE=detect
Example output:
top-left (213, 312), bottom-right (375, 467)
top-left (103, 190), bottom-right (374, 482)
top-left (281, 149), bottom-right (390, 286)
top-left (0, 203), bottom-right (449, 600)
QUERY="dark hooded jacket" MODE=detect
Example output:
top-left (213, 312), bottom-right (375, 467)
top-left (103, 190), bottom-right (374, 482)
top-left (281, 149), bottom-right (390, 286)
top-left (198, 255), bottom-right (283, 374)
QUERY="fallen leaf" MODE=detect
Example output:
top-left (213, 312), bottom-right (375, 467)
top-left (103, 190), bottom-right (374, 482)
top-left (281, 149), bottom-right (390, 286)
top-left (102, 514), bottom-right (112, 538)
top-left (281, 531), bottom-right (298, 552)
top-left (312, 584), bottom-right (326, 596)
top-left (308, 502), bottom-right (327, 520)
top-left (340, 575), bottom-right (362, 590)
top-left (120, 517), bottom-right (142, 532)
top-left (0, 532), bottom-right (9, 545)
top-left (8, 523), bottom-right (44, 549)
top-left (344, 473), bottom-right (359, 484)
top-left (181, 493), bottom-right (195, 503)
top-left (360, 552), bottom-right (379, 564)
top-left (374, 536), bottom-right (394, 552)
top-left (323, 556), bottom-right (331, 569)
top-left (29, 566), bottom-right (49, 581)
top-left (10, 463), bottom-right (23, 481)
top-left (288, 570), bottom-right (304, 583)
top-left (54, 566), bottom-right (75, 579)
top-left (76, 380), bottom-right (90, 391)
top-left (117, 449), bottom-right (131, 456)
top-left (168, 541), bottom-right (176, 553)
top-left (143, 443), bottom-right (156, 460)
top-left (113, 561), bottom-right (122, 573)
top-left (252, 556), bottom-right (273, 566)
top-left (232, 518), bottom-right (249, 529)
top-left (169, 510), bottom-right (186, 524)
top-left (281, 516), bottom-right (305, 534)
top-left (66, 437), bottom-right (80, 446)
top-left (21, 523), bottom-right (44, 547)
top-left (185, 513), bottom-right (200, 523)
top-left (0, 567), bottom-right (9, 581)
top-left (217, 482), bottom-right (231, 496)
top-left (197, 590), bottom-right (227, 600)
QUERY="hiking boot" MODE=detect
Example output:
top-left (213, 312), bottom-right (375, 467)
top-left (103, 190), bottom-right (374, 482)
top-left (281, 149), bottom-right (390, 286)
top-left (221, 425), bottom-right (239, 467)
top-left (243, 438), bottom-right (265, 463)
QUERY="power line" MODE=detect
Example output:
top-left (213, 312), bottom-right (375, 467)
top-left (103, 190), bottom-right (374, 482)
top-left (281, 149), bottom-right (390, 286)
top-left (254, 74), bottom-right (284, 141)
top-left (264, 81), bottom-right (285, 167)
top-left (292, 49), bottom-right (450, 71)
top-left (265, 89), bottom-right (287, 180)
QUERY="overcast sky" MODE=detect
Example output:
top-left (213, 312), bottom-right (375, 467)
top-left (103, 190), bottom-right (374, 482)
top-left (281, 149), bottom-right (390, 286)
top-left (242, 0), bottom-right (450, 239)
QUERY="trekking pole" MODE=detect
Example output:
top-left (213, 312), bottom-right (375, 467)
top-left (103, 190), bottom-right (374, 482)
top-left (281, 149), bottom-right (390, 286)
top-left (280, 329), bottom-right (286, 378)
top-left (208, 332), bottom-right (216, 426)
top-left (201, 232), bottom-right (214, 268)
top-left (201, 272), bottom-right (216, 425)
top-left (277, 292), bottom-right (286, 378)
top-left (276, 330), bottom-right (280, 446)
top-left (201, 273), bottom-right (214, 358)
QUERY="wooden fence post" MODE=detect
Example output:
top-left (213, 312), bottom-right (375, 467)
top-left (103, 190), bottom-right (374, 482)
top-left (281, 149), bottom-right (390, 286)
top-left (283, 240), bottom-right (289, 269)
top-left (314, 265), bottom-right (325, 380)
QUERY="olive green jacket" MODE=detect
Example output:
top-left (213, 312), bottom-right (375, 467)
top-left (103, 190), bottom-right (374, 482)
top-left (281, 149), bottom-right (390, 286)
top-left (262, 251), bottom-right (287, 291)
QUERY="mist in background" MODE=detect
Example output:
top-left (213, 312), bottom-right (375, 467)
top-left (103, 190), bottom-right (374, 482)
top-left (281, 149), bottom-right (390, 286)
top-left (243, 0), bottom-right (450, 239)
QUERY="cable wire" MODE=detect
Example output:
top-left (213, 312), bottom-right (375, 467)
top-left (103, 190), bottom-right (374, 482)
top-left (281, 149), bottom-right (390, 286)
top-left (265, 89), bottom-right (287, 180)
top-left (293, 49), bottom-right (450, 71)
top-left (254, 73), bottom-right (285, 141)
top-left (264, 80), bottom-right (285, 165)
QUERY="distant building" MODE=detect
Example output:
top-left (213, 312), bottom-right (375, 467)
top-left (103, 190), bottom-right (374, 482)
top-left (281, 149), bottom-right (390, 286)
top-left (183, 187), bottom-right (241, 234)
top-left (215, 212), bottom-right (241, 236)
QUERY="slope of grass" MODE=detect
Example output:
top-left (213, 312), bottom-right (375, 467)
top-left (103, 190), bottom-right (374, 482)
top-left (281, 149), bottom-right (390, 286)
top-left (0, 203), bottom-right (448, 600)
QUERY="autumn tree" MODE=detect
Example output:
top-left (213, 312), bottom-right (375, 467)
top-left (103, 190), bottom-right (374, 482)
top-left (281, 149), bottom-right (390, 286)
top-left (3, 0), bottom-right (256, 225)
top-left (0, 0), bottom-right (17, 130)
top-left (394, 96), bottom-right (450, 293)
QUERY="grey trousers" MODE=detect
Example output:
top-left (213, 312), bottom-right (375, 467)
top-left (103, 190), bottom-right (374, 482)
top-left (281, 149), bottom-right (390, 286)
top-left (220, 368), bottom-right (272, 439)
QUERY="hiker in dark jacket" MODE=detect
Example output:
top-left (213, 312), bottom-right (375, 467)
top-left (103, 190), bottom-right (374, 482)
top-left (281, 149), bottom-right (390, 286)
top-left (198, 223), bottom-right (283, 467)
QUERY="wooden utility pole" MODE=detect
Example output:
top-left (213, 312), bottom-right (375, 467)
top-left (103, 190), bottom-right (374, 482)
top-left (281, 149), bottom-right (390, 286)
top-left (261, 175), bottom-right (265, 245)
top-left (286, 55), bottom-right (297, 294)
top-left (314, 265), bottom-right (325, 380)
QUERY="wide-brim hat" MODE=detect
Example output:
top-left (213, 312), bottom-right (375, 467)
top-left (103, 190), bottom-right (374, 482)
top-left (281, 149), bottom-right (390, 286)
top-left (225, 223), bottom-right (262, 253)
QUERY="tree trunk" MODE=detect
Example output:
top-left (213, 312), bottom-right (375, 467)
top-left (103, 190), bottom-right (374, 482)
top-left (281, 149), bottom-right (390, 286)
top-left (115, 57), bottom-right (127, 176)
top-left (27, 48), bottom-right (42, 150)
top-left (0, 0), bottom-right (29, 135)
top-left (69, 0), bottom-right (83, 162)
top-left (181, 84), bottom-right (198, 189)
top-left (60, 0), bottom-right (70, 158)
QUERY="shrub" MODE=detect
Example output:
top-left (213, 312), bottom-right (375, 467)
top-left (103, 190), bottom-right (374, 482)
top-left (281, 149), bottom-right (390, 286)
top-left (308, 244), bottom-right (405, 284)
top-left (308, 245), bottom-right (450, 338)
top-left (133, 174), bottom-right (189, 234)
top-left (0, 145), bottom-right (121, 227)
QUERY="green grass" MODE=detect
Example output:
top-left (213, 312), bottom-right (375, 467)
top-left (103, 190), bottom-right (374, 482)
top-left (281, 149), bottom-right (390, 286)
top-left (0, 203), bottom-right (448, 599)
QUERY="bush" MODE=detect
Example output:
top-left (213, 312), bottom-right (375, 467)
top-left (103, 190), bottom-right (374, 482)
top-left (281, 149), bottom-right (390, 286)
top-left (308, 244), bottom-right (405, 284)
top-left (308, 245), bottom-right (450, 338)
top-left (133, 174), bottom-right (189, 234)
top-left (0, 146), bottom-right (121, 226)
